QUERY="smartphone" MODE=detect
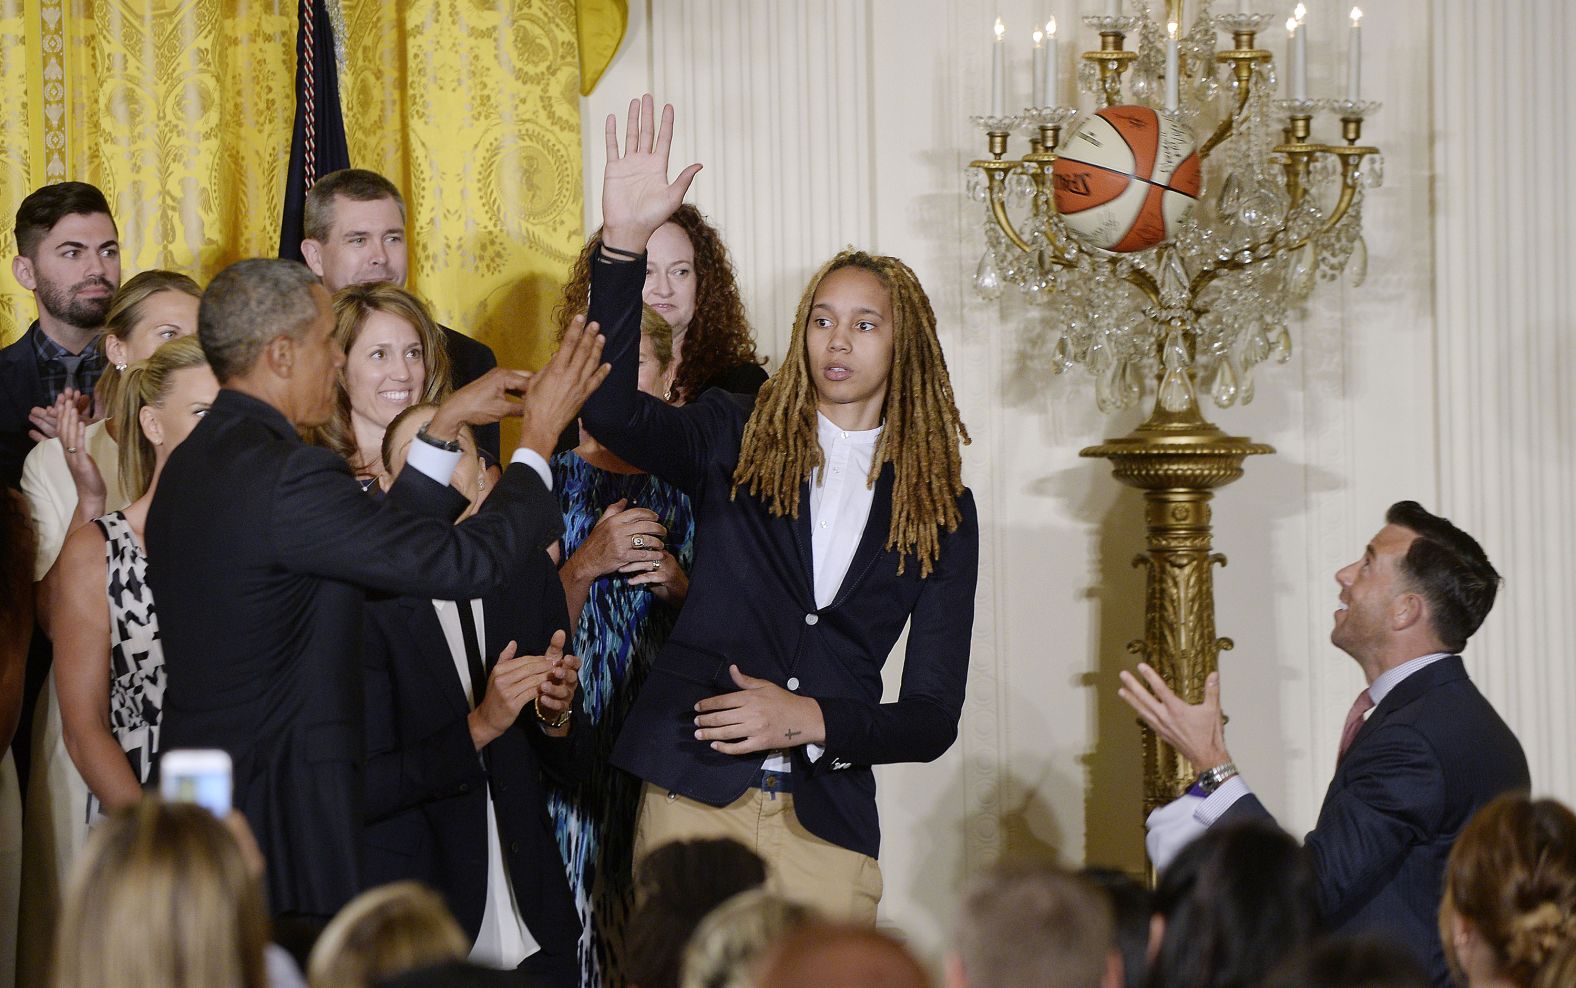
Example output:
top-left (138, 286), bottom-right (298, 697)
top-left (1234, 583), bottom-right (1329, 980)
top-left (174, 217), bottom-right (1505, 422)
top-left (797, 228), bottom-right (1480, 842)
top-left (159, 748), bottom-right (233, 816)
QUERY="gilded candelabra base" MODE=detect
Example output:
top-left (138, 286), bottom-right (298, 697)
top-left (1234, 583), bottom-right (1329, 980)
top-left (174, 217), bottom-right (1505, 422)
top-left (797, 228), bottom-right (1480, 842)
top-left (1082, 403), bottom-right (1273, 823)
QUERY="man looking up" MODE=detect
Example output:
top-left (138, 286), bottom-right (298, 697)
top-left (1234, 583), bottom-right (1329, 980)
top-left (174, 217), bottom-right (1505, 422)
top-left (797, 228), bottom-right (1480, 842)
top-left (1119, 501), bottom-right (1529, 987)
top-left (1, 182), bottom-right (121, 488)
top-left (299, 168), bottom-right (502, 460)
top-left (146, 258), bottom-right (607, 926)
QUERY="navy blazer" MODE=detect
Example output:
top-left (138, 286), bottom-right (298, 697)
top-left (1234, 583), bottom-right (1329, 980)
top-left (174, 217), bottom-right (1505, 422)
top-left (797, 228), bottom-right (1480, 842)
top-left (0, 323), bottom-right (46, 489)
top-left (362, 553), bottom-right (583, 986)
top-left (580, 253), bottom-right (980, 860)
top-left (1221, 655), bottom-right (1529, 987)
top-left (440, 325), bottom-right (500, 462)
top-left (147, 388), bottom-right (563, 919)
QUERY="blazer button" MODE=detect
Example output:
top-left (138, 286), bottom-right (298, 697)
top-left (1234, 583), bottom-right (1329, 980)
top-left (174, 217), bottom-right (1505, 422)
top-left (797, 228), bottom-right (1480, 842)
top-left (787, 677), bottom-right (800, 691)
top-left (509, 841), bottom-right (520, 854)
top-left (804, 613), bottom-right (819, 625)
top-left (459, 782), bottom-right (470, 793)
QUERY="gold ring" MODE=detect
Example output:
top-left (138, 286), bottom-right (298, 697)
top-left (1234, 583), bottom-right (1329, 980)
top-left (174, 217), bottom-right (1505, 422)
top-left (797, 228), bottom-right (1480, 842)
top-left (65, 446), bottom-right (77, 454)
top-left (632, 535), bottom-right (646, 549)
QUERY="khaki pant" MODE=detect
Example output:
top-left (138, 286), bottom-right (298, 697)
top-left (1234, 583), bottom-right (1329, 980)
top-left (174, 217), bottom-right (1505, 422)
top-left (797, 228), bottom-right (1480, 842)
top-left (632, 781), bottom-right (883, 923)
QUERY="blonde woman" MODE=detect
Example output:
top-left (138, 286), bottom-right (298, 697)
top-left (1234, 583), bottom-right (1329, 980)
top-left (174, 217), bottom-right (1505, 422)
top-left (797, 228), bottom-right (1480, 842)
top-left (52, 800), bottom-right (270, 988)
top-left (317, 283), bottom-right (451, 489)
top-left (307, 882), bottom-right (469, 988)
top-left (52, 336), bottom-right (218, 819)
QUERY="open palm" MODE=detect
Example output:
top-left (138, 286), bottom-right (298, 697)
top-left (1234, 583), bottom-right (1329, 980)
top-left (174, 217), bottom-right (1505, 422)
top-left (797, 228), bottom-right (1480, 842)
top-left (601, 94), bottom-right (703, 251)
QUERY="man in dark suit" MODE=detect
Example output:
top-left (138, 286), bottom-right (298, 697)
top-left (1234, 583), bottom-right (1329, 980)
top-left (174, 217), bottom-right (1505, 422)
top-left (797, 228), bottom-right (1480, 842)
top-left (2, 181), bottom-right (120, 489)
top-left (146, 258), bottom-right (607, 924)
top-left (361, 408), bottom-right (583, 986)
top-left (1120, 501), bottom-right (1530, 986)
top-left (577, 97), bottom-right (980, 923)
top-left (299, 168), bottom-right (502, 460)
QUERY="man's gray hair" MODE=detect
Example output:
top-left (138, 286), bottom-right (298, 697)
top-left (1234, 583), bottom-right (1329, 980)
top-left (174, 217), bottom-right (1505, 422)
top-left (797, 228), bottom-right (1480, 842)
top-left (956, 862), bottom-right (1115, 988)
top-left (199, 259), bottom-right (323, 382)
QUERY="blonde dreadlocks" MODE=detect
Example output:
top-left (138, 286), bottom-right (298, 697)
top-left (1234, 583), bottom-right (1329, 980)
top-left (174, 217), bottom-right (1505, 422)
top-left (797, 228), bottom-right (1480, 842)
top-left (732, 250), bottom-right (970, 577)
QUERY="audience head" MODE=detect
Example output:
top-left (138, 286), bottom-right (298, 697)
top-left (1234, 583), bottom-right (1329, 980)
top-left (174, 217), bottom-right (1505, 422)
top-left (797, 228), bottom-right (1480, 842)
top-left (557, 203), bottom-right (759, 404)
top-left (110, 336), bottom-right (218, 499)
top-left (1263, 937), bottom-right (1430, 988)
top-left (381, 403), bottom-right (485, 515)
top-left (51, 799), bottom-right (269, 988)
top-left (12, 181), bottom-right (120, 331)
top-left (97, 269), bottom-right (202, 408)
top-left (624, 837), bottom-right (769, 988)
top-left (639, 303), bottom-right (677, 401)
top-left (301, 168), bottom-right (408, 292)
top-left (1147, 819), bottom-right (1321, 988)
top-left (306, 881), bottom-right (469, 988)
top-left (321, 283), bottom-right (450, 476)
top-left (756, 923), bottom-right (932, 988)
top-left (199, 258), bottom-right (340, 426)
top-left (1441, 792), bottom-right (1576, 987)
top-left (949, 861), bottom-right (1117, 988)
top-left (679, 889), bottom-right (817, 988)
top-left (1081, 868), bottom-right (1152, 988)
top-left (733, 248), bottom-right (969, 579)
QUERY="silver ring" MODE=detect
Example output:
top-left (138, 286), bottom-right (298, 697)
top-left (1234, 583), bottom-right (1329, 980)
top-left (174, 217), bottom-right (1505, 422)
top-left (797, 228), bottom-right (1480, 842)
top-left (651, 560), bottom-right (660, 572)
top-left (632, 535), bottom-right (646, 549)
top-left (65, 446), bottom-right (77, 454)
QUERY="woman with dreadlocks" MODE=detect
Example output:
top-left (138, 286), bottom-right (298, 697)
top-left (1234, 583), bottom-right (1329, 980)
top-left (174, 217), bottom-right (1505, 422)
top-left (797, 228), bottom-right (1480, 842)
top-left (575, 95), bottom-right (979, 925)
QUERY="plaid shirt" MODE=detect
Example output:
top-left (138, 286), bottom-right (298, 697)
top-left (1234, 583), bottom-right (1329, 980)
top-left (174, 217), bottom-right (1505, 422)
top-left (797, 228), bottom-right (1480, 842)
top-left (29, 320), bottom-right (105, 404)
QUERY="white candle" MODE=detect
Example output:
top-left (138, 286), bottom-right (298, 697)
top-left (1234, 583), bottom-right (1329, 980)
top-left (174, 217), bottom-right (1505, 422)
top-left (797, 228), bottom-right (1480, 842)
top-left (1347, 6), bottom-right (1363, 101)
top-left (1045, 18), bottom-right (1059, 106)
top-left (1106, 0), bottom-right (1120, 18)
top-left (1239, 0), bottom-right (1251, 13)
top-left (991, 17), bottom-right (1006, 115)
top-left (1165, 20), bottom-right (1180, 111)
top-left (1284, 16), bottom-right (1298, 98)
top-left (1032, 29), bottom-right (1045, 109)
top-left (1292, 3), bottom-right (1308, 101)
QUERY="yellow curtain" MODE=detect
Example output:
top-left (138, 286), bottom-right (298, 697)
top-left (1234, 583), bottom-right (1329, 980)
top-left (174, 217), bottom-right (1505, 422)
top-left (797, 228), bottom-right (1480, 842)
top-left (0, 0), bottom-right (296, 346)
top-left (338, 0), bottom-right (590, 379)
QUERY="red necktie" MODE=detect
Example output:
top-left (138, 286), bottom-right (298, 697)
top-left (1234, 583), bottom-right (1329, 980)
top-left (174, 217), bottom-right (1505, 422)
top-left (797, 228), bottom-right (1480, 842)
top-left (1337, 689), bottom-right (1376, 765)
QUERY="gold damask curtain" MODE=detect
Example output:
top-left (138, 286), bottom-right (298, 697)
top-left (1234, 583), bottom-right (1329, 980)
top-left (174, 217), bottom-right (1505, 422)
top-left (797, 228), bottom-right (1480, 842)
top-left (1, 0), bottom-right (620, 377)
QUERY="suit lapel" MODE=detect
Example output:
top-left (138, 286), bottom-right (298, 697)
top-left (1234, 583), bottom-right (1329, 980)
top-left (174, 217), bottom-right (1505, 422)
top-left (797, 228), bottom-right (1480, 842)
top-left (790, 479), bottom-right (816, 602)
top-left (400, 598), bottom-right (472, 718)
top-left (1347, 655), bottom-right (1466, 757)
top-left (828, 464), bottom-right (895, 608)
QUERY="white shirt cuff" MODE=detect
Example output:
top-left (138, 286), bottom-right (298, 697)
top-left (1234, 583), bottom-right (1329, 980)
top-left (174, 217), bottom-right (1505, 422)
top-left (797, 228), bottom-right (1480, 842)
top-left (1145, 793), bottom-right (1209, 870)
top-left (406, 439), bottom-right (462, 488)
top-left (805, 743), bottom-right (825, 763)
top-left (1194, 775), bottom-right (1252, 826)
top-left (509, 448), bottom-right (553, 491)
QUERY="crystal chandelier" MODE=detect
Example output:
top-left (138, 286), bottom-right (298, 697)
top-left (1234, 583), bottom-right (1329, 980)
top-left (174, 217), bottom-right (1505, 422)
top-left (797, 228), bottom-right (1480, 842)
top-left (965, 0), bottom-right (1383, 827)
top-left (966, 0), bottom-right (1381, 414)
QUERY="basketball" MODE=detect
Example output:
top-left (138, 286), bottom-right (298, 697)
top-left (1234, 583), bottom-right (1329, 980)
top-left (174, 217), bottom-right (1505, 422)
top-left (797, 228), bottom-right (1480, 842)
top-left (1051, 105), bottom-right (1201, 253)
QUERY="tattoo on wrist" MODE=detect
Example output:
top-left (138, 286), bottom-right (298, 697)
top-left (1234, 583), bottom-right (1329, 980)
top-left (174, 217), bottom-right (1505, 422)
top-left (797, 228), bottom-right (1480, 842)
top-left (784, 729), bottom-right (801, 741)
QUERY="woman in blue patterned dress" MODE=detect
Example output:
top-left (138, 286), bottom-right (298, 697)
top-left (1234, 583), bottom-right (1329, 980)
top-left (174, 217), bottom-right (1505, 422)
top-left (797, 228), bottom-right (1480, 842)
top-left (549, 306), bottom-right (694, 988)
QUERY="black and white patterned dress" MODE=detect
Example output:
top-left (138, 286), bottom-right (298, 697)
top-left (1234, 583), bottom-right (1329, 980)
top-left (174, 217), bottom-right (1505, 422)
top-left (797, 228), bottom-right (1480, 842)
top-left (86, 511), bottom-right (164, 823)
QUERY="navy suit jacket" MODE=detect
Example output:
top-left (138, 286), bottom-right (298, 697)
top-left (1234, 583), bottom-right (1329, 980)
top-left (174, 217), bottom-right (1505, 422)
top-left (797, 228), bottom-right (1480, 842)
top-left (580, 252), bottom-right (980, 860)
top-left (0, 324), bottom-right (46, 490)
top-left (362, 553), bottom-right (582, 986)
top-left (1221, 655), bottom-right (1529, 986)
top-left (147, 388), bottom-right (562, 919)
top-left (440, 325), bottom-right (499, 462)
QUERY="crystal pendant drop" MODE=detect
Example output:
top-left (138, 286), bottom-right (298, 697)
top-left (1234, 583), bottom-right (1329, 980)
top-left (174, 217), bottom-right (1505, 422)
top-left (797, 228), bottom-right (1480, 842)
top-left (1159, 250), bottom-right (1190, 306)
top-left (1158, 368), bottom-right (1195, 413)
top-left (1217, 172), bottom-right (1242, 218)
top-left (1273, 326), bottom-right (1294, 364)
top-left (1238, 363), bottom-right (1256, 405)
top-left (1244, 326), bottom-right (1271, 366)
top-left (1096, 358), bottom-right (1120, 413)
top-left (1348, 234), bottom-right (1368, 288)
top-left (1052, 336), bottom-right (1073, 373)
top-left (1288, 243), bottom-right (1316, 299)
top-left (1209, 357), bottom-right (1240, 407)
top-left (1119, 358), bottom-right (1144, 409)
top-left (974, 252), bottom-right (1003, 300)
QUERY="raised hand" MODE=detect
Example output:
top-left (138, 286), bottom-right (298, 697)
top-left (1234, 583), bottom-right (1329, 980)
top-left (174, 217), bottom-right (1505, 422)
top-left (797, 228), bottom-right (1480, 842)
top-left (1116, 663), bottom-right (1232, 773)
top-left (58, 398), bottom-right (106, 517)
top-left (601, 94), bottom-right (703, 254)
top-left (426, 367), bottom-right (536, 443)
top-left (517, 315), bottom-right (610, 458)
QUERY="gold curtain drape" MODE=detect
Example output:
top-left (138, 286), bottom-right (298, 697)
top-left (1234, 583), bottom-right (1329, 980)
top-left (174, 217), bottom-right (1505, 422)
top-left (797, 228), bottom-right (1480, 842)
top-left (1, 0), bottom-right (624, 379)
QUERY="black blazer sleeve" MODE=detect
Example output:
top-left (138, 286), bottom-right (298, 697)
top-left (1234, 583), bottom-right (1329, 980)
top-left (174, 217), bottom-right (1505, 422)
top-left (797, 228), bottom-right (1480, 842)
top-left (267, 445), bottom-right (561, 601)
top-left (362, 609), bottom-right (485, 823)
top-left (810, 492), bottom-right (981, 768)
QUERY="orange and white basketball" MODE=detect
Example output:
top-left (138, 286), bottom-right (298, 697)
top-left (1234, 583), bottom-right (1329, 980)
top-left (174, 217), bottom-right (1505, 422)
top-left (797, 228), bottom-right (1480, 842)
top-left (1051, 105), bottom-right (1201, 253)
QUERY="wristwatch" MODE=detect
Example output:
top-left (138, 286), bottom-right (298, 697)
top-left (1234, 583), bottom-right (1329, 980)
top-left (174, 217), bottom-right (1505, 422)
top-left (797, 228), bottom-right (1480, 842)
top-left (1194, 761), bottom-right (1239, 795)
top-left (415, 421), bottom-right (462, 453)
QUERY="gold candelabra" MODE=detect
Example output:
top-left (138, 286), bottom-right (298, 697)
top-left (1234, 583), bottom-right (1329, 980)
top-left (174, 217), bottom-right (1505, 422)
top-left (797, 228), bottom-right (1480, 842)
top-left (968, 4), bottom-right (1380, 821)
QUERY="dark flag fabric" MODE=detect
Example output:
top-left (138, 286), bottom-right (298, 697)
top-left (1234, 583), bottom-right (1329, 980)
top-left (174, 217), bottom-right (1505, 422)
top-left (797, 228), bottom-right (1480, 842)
top-left (278, 0), bottom-right (352, 262)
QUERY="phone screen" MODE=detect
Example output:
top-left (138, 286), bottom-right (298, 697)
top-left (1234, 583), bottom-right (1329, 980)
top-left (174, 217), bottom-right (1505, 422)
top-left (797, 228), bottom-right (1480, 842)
top-left (159, 749), bottom-right (232, 816)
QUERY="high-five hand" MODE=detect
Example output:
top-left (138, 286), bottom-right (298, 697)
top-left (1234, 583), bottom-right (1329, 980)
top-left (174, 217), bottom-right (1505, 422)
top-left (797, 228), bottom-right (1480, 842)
top-left (601, 94), bottom-right (703, 254)
top-left (426, 367), bottom-right (536, 443)
top-left (517, 315), bottom-right (610, 458)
